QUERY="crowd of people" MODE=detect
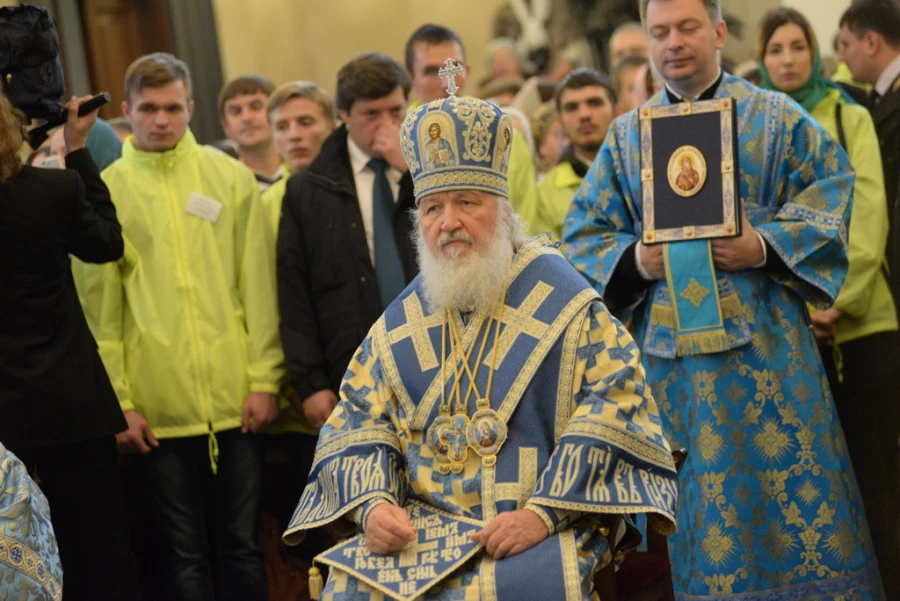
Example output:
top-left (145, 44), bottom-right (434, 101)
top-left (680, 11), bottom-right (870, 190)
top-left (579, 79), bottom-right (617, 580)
top-left (1, 0), bottom-right (899, 600)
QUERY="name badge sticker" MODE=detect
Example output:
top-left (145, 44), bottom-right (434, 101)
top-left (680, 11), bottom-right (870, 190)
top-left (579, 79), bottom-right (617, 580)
top-left (185, 192), bottom-right (223, 224)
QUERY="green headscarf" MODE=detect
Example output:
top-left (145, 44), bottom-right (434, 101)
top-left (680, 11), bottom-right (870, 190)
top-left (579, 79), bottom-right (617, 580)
top-left (758, 45), bottom-right (856, 112)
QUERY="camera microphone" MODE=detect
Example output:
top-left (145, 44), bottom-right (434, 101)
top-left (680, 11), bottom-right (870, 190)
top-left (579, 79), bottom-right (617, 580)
top-left (27, 92), bottom-right (112, 148)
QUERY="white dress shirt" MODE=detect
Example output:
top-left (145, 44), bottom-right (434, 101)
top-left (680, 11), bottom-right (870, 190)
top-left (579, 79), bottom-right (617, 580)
top-left (346, 135), bottom-right (402, 265)
top-left (875, 54), bottom-right (900, 98)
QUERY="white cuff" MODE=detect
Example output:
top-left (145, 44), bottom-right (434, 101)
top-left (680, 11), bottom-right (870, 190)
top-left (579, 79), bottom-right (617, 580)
top-left (752, 231), bottom-right (767, 268)
top-left (635, 242), bottom-right (655, 281)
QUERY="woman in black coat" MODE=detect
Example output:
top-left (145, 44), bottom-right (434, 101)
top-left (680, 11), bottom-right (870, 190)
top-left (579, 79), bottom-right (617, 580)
top-left (0, 96), bottom-right (135, 600)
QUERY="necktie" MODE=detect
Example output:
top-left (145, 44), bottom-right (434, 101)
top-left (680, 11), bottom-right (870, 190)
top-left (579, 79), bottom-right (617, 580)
top-left (368, 159), bottom-right (406, 309)
top-left (869, 89), bottom-right (881, 109)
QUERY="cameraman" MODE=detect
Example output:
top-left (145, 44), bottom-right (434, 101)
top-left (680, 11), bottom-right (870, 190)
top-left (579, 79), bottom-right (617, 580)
top-left (0, 96), bottom-right (135, 600)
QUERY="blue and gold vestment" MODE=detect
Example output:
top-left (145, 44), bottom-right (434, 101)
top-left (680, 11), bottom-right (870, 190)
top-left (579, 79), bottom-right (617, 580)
top-left (0, 444), bottom-right (62, 601)
top-left (284, 236), bottom-right (678, 601)
top-left (564, 73), bottom-right (885, 600)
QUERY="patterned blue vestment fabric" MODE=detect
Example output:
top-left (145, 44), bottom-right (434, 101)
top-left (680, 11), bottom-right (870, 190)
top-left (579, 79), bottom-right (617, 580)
top-left (563, 73), bottom-right (885, 600)
top-left (284, 237), bottom-right (678, 600)
top-left (0, 444), bottom-right (62, 601)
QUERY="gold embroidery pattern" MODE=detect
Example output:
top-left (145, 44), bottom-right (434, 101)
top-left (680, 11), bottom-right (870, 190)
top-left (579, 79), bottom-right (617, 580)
top-left (452, 97), bottom-right (498, 162)
top-left (413, 169), bottom-right (508, 198)
top-left (485, 281), bottom-right (554, 367)
top-left (312, 427), bottom-right (400, 465)
top-left (0, 535), bottom-right (61, 601)
top-left (496, 447), bottom-right (539, 509)
top-left (497, 290), bottom-right (597, 422)
top-left (563, 419), bottom-right (675, 468)
top-left (387, 294), bottom-right (444, 371)
top-left (560, 528), bottom-right (582, 601)
top-left (480, 461), bottom-right (498, 601)
top-left (680, 278), bottom-right (711, 308)
top-left (555, 312), bottom-right (583, 443)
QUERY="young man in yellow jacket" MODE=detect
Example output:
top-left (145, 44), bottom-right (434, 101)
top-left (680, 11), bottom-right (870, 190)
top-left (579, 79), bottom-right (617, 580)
top-left (534, 68), bottom-right (616, 239)
top-left (73, 53), bottom-right (284, 601)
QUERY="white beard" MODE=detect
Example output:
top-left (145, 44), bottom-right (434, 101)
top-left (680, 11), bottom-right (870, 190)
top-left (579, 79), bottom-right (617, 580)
top-left (414, 216), bottom-right (517, 313)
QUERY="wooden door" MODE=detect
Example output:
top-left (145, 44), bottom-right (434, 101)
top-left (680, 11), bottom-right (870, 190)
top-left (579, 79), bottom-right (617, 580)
top-left (79, 0), bottom-right (174, 119)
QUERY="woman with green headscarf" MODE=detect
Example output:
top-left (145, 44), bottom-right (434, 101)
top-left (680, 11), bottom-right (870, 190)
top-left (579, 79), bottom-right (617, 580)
top-left (759, 8), bottom-right (900, 595)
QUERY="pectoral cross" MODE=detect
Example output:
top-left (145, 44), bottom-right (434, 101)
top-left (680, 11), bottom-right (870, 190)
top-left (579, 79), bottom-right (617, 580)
top-left (438, 59), bottom-right (464, 97)
top-left (496, 447), bottom-right (539, 509)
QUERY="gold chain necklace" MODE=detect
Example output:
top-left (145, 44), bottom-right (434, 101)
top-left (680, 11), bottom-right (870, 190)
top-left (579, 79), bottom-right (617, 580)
top-left (426, 301), bottom-right (510, 474)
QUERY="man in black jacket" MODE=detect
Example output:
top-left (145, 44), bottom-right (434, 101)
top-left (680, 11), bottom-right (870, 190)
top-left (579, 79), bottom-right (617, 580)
top-left (277, 52), bottom-right (418, 432)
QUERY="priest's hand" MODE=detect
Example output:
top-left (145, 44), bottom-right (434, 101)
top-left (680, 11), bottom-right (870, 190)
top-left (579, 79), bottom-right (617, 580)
top-left (303, 389), bottom-right (339, 429)
top-left (373, 122), bottom-right (408, 174)
top-left (471, 509), bottom-right (549, 559)
top-left (637, 242), bottom-right (665, 280)
top-left (365, 503), bottom-right (417, 555)
top-left (810, 307), bottom-right (842, 340)
top-left (116, 410), bottom-right (159, 454)
top-left (242, 392), bottom-right (279, 433)
top-left (711, 213), bottom-right (764, 271)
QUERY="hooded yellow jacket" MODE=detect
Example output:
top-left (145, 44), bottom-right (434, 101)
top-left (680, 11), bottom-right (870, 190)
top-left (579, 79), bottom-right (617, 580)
top-left (73, 131), bottom-right (285, 439)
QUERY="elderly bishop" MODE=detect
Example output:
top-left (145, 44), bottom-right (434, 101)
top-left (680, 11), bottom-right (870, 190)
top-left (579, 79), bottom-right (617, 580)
top-left (283, 72), bottom-right (678, 600)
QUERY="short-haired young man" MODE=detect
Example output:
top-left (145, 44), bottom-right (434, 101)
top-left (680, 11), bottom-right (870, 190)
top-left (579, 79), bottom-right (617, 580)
top-left (534, 68), bottom-right (616, 238)
top-left (219, 74), bottom-right (283, 192)
top-left (260, 81), bottom-right (335, 234)
top-left (74, 52), bottom-right (284, 601)
top-left (404, 24), bottom-right (542, 234)
top-left (277, 52), bottom-right (418, 436)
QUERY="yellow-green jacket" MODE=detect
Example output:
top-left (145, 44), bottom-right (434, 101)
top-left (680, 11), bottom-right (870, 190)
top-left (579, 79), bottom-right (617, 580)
top-left (73, 130), bottom-right (285, 439)
top-left (534, 160), bottom-right (583, 239)
top-left (810, 89), bottom-right (898, 343)
top-left (260, 164), bottom-right (317, 436)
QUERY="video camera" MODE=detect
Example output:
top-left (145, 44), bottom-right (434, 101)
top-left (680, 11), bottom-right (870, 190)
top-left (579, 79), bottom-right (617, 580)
top-left (0, 4), bottom-right (109, 148)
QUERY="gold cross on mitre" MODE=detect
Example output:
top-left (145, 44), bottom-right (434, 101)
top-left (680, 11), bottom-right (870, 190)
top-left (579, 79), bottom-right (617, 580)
top-left (438, 58), bottom-right (464, 97)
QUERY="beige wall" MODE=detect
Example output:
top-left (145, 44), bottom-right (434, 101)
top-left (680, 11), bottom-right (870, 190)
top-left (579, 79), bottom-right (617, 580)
top-left (212, 0), bottom-right (507, 98)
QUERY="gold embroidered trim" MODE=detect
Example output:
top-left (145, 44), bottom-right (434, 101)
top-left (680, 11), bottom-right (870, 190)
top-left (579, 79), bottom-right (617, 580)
top-left (524, 502), bottom-right (556, 534)
top-left (555, 314), bottom-right (583, 443)
top-left (650, 292), bottom-right (743, 328)
top-left (563, 420), bottom-right (676, 468)
top-left (560, 529), bottom-right (582, 601)
top-left (0, 535), bottom-right (61, 601)
top-left (498, 291), bottom-right (598, 422)
top-left (414, 169), bottom-right (508, 197)
top-left (312, 427), bottom-right (401, 465)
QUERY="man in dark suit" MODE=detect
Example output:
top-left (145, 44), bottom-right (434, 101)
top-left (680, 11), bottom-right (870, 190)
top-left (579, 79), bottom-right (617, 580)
top-left (0, 96), bottom-right (134, 600)
top-left (277, 52), bottom-right (418, 430)
top-left (840, 0), bottom-right (900, 303)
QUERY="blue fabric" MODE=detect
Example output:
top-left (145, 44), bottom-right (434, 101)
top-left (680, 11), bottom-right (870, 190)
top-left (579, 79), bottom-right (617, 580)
top-left (0, 444), bottom-right (62, 601)
top-left (563, 73), bottom-right (885, 600)
top-left (85, 119), bottom-right (123, 172)
top-left (368, 159), bottom-right (406, 310)
top-left (663, 239), bottom-right (729, 355)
